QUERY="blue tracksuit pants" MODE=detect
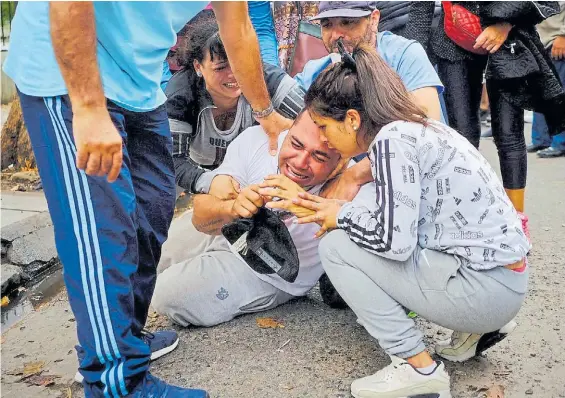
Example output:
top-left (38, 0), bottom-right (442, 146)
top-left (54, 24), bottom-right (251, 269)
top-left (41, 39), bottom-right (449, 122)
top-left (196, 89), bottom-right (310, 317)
top-left (18, 91), bottom-right (176, 397)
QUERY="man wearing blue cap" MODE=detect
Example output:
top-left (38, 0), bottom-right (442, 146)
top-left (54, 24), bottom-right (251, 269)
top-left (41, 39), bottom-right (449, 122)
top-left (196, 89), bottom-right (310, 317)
top-left (3, 1), bottom-right (292, 397)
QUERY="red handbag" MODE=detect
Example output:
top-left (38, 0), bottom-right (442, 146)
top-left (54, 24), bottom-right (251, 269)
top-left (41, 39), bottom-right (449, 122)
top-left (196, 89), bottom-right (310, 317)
top-left (442, 1), bottom-right (488, 55)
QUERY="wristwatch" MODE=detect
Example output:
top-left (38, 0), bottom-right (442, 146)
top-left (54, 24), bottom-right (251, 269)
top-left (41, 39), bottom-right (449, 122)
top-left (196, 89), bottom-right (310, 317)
top-left (251, 102), bottom-right (274, 119)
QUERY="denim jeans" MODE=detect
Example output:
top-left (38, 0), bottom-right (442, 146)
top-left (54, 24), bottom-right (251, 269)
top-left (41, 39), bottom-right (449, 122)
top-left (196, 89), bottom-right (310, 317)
top-left (531, 55), bottom-right (565, 150)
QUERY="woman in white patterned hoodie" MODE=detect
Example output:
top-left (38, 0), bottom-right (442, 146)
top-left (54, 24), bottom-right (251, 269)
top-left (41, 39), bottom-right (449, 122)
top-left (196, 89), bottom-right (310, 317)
top-left (267, 43), bottom-right (530, 398)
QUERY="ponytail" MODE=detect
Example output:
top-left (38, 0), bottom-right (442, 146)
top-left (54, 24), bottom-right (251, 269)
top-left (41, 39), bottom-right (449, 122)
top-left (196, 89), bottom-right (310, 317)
top-left (304, 43), bottom-right (427, 146)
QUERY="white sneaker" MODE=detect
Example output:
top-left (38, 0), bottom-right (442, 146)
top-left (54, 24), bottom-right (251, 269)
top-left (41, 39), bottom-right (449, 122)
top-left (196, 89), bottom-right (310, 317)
top-left (351, 355), bottom-right (451, 398)
top-left (435, 320), bottom-right (517, 363)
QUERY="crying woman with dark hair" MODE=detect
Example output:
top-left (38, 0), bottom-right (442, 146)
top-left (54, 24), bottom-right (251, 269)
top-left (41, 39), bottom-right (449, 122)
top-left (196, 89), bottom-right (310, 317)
top-left (165, 16), bottom-right (306, 197)
top-left (265, 43), bottom-right (529, 398)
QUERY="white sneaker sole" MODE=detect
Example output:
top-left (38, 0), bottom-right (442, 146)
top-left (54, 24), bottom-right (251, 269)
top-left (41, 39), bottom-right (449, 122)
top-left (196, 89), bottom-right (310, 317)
top-left (74, 337), bottom-right (179, 384)
top-left (352, 389), bottom-right (452, 398)
top-left (437, 321), bottom-right (517, 363)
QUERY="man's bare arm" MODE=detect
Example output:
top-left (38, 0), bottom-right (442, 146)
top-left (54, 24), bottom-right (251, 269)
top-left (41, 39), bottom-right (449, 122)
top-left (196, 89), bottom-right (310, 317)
top-left (411, 87), bottom-right (442, 121)
top-left (193, 182), bottom-right (265, 234)
top-left (50, 2), bottom-right (104, 109)
top-left (50, 2), bottom-right (122, 181)
top-left (192, 194), bottom-right (236, 235)
top-left (212, 1), bottom-right (292, 153)
top-left (212, 1), bottom-right (268, 113)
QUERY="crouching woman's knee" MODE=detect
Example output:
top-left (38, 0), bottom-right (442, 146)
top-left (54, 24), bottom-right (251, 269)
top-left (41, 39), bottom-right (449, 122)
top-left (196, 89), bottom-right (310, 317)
top-left (318, 230), bottom-right (350, 268)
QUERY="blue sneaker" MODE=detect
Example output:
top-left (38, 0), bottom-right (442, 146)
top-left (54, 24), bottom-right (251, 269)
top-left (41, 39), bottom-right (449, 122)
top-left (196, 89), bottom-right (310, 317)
top-left (75, 330), bottom-right (180, 384)
top-left (141, 329), bottom-right (180, 361)
top-left (83, 372), bottom-right (209, 397)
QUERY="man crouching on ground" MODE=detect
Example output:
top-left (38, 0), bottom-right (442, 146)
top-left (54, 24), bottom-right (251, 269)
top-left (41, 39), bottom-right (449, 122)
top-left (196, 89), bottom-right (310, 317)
top-left (151, 111), bottom-right (343, 326)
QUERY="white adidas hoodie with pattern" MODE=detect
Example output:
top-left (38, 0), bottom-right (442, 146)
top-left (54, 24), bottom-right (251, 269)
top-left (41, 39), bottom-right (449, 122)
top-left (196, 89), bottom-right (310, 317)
top-left (337, 120), bottom-right (530, 270)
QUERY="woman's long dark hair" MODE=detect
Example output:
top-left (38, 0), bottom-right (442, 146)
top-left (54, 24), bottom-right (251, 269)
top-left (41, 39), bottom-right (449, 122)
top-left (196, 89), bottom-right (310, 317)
top-left (304, 43), bottom-right (428, 147)
top-left (177, 16), bottom-right (227, 70)
top-left (174, 16), bottom-right (229, 124)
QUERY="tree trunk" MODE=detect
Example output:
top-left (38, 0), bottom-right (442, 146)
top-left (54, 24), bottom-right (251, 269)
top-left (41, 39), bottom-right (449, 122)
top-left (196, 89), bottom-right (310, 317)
top-left (1, 98), bottom-right (36, 171)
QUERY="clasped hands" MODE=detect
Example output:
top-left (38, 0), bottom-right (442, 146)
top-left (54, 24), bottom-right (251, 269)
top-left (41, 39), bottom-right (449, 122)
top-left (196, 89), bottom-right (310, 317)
top-left (209, 174), bottom-right (346, 238)
top-left (258, 175), bottom-right (346, 239)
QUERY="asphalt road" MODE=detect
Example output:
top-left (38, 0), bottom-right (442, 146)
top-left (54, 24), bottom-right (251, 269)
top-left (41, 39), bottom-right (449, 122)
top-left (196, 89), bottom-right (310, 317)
top-left (1, 125), bottom-right (564, 398)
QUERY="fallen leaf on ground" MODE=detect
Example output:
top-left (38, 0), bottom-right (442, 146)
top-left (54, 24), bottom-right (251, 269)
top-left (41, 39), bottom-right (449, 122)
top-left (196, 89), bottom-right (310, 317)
top-left (144, 311), bottom-right (170, 331)
top-left (22, 361), bottom-right (46, 377)
top-left (485, 384), bottom-right (505, 398)
top-left (26, 374), bottom-right (61, 387)
top-left (1, 296), bottom-right (10, 307)
top-left (65, 387), bottom-right (72, 398)
top-left (256, 317), bottom-right (285, 329)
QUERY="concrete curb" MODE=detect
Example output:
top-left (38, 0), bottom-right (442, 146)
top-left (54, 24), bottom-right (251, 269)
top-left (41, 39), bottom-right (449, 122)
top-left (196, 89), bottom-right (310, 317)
top-left (1, 211), bottom-right (58, 294)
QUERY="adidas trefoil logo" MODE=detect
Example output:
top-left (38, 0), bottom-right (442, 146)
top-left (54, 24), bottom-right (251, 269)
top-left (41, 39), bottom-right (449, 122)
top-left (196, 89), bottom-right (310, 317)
top-left (471, 188), bottom-right (482, 202)
top-left (453, 196), bottom-right (461, 205)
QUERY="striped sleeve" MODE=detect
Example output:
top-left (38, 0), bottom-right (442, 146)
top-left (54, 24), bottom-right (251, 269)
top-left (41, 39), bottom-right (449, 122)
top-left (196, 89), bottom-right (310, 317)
top-left (336, 138), bottom-right (421, 261)
top-left (169, 118), bottom-right (194, 157)
top-left (272, 75), bottom-right (306, 120)
top-left (263, 63), bottom-right (306, 120)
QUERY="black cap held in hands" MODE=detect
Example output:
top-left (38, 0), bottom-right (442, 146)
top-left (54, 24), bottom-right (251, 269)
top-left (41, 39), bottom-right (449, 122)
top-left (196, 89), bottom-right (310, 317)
top-left (222, 207), bottom-right (300, 283)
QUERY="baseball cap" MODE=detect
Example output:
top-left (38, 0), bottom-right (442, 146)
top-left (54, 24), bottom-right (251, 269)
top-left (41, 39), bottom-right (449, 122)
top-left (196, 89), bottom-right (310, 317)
top-left (310, 1), bottom-right (378, 21)
top-left (222, 207), bottom-right (300, 283)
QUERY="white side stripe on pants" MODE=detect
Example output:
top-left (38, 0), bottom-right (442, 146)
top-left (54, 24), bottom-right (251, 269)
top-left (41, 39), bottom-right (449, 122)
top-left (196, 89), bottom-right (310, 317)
top-left (45, 97), bottom-right (127, 397)
top-left (53, 98), bottom-right (127, 396)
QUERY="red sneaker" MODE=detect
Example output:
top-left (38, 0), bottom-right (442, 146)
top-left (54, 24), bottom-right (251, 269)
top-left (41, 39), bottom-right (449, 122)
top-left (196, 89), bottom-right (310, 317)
top-left (517, 211), bottom-right (531, 245)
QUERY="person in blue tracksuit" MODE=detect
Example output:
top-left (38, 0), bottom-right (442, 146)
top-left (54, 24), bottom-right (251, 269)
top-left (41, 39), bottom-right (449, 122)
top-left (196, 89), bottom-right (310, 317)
top-left (3, 2), bottom-right (291, 397)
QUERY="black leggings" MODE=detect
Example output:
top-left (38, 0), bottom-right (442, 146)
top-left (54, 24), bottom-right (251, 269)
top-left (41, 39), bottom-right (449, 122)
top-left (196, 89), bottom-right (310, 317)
top-left (437, 57), bottom-right (526, 190)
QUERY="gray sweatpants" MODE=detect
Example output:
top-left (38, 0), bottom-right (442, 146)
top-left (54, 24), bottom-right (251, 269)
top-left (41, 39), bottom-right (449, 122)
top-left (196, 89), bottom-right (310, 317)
top-left (319, 230), bottom-right (528, 359)
top-left (152, 211), bottom-right (294, 327)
